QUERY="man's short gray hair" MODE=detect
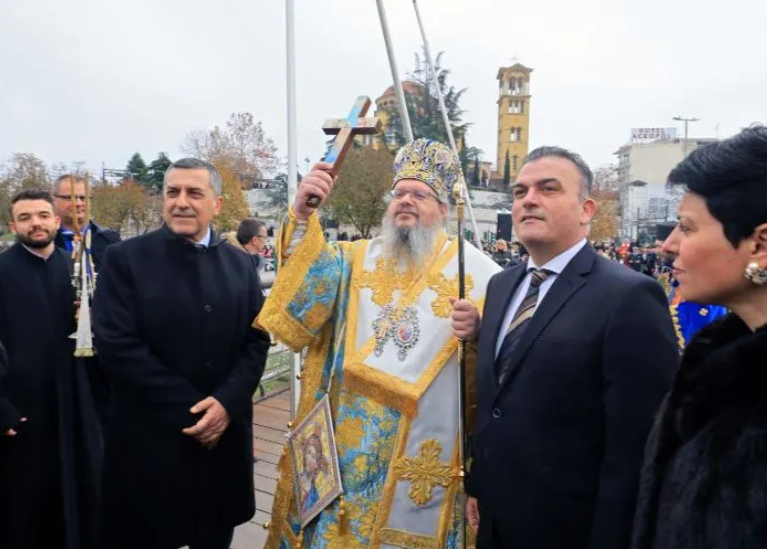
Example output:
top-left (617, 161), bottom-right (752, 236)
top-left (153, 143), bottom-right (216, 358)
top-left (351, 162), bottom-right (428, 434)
top-left (521, 146), bottom-right (593, 200)
top-left (51, 174), bottom-right (85, 195)
top-left (164, 158), bottom-right (222, 196)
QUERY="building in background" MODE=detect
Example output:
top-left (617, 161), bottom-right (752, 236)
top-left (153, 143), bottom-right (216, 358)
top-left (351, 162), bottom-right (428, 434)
top-left (495, 63), bottom-right (533, 184)
top-left (615, 132), bottom-right (717, 239)
top-left (363, 81), bottom-right (426, 151)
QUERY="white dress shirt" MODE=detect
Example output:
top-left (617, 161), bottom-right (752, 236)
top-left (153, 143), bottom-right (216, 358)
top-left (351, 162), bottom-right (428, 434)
top-left (196, 227), bottom-right (212, 247)
top-left (495, 239), bottom-right (588, 358)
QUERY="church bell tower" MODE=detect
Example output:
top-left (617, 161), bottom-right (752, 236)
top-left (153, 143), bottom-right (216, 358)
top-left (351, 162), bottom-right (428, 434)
top-left (496, 63), bottom-right (532, 184)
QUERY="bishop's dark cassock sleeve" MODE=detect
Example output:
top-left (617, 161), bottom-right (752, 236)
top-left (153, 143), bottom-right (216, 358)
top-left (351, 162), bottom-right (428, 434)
top-left (93, 245), bottom-right (205, 408)
top-left (0, 339), bottom-right (21, 433)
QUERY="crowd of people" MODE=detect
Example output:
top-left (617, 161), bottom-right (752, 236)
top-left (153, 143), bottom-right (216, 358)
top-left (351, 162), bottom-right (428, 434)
top-left (0, 126), bottom-right (766, 549)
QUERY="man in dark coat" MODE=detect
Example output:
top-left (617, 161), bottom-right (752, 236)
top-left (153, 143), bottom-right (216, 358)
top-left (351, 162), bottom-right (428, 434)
top-left (451, 147), bottom-right (678, 549)
top-left (52, 174), bottom-right (121, 423)
top-left (93, 158), bottom-right (271, 549)
top-left (0, 189), bottom-right (103, 549)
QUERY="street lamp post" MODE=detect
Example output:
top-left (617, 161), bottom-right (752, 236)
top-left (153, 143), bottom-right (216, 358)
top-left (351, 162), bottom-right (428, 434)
top-left (672, 115), bottom-right (700, 140)
top-left (673, 116), bottom-right (700, 157)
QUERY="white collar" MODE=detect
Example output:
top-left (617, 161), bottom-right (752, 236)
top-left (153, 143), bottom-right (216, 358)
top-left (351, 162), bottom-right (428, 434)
top-left (196, 227), bottom-right (212, 247)
top-left (528, 239), bottom-right (587, 274)
top-left (21, 244), bottom-right (54, 261)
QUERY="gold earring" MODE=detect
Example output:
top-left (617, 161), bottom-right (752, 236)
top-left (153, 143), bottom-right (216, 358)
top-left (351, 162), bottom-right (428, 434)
top-left (744, 262), bottom-right (767, 286)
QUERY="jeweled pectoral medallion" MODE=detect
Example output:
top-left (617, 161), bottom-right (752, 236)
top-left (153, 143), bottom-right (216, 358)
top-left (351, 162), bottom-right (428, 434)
top-left (372, 305), bottom-right (420, 361)
top-left (392, 306), bottom-right (420, 361)
top-left (373, 305), bottom-right (396, 357)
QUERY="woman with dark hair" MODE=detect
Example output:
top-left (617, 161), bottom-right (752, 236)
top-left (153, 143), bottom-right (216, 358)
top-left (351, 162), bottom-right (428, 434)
top-left (631, 125), bottom-right (767, 549)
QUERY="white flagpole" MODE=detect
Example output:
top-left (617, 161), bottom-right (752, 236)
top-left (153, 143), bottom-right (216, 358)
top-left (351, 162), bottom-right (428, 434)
top-left (375, 0), bottom-right (414, 143)
top-left (412, 0), bottom-right (483, 250)
top-left (285, 0), bottom-right (300, 419)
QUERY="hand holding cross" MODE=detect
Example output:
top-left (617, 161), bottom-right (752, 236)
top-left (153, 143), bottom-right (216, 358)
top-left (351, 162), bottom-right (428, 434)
top-left (294, 97), bottom-right (381, 218)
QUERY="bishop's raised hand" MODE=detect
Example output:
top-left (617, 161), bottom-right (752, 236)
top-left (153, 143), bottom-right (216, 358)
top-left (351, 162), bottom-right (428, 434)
top-left (292, 162), bottom-right (336, 221)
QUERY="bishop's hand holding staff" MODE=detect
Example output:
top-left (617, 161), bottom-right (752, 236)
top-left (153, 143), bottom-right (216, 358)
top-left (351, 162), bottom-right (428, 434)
top-left (259, 138), bottom-right (500, 549)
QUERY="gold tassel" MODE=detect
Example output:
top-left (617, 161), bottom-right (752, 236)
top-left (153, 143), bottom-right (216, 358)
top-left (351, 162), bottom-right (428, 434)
top-left (338, 495), bottom-right (348, 534)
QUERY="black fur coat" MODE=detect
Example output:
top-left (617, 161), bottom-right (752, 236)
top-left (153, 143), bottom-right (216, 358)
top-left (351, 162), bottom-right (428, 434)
top-left (631, 313), bottom-right (767, 549)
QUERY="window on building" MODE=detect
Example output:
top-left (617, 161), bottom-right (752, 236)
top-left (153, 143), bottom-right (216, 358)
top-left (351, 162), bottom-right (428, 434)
top-left (512, 155), bottom-right (519, 171)
top-left (508, 101), bottom-right (522, 114)
top-left (520, 101), bottom-right (525, 114)
top-left (510, 128), bottom-right (518, 142)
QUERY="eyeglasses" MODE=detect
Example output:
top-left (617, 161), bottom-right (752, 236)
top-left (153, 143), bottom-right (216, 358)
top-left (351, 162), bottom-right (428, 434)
top-left (54, 194), bottom-right (89, 202)
top-left (256, 235), bottom-right (268, 240)
top-left (390, 188), bottom-right (439, 202)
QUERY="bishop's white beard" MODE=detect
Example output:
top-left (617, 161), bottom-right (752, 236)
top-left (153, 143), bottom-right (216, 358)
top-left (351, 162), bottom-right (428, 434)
top-left (381, 213), bottom-right (443, 271)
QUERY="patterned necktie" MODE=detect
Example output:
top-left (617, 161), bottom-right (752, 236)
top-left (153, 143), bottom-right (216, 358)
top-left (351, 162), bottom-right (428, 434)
top-left (496, 268), bottom-right (553, 385)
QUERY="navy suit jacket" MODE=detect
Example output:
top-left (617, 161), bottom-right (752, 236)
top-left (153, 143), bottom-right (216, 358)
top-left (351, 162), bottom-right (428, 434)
top-left (468, 244), bottom-right (678, 549)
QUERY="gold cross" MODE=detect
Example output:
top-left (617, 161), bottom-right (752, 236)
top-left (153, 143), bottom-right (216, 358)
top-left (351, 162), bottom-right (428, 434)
top-left (358, 257), bottom-right (403, 306)
top-left (393, 439), bottom-right (457, 506)
top-left (428, 272), bottom-right (475, 318)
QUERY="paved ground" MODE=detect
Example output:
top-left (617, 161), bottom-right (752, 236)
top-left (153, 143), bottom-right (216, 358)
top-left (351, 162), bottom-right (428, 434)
top-left (230, 390), bottom-right (290, 549)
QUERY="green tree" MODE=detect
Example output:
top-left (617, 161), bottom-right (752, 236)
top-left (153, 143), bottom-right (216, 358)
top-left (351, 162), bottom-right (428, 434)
top-left (385, 50), bottom-right (470, 149)
top-left (472, 157), bottom-right (480, 187)
top-left (0, 153), bottom-right (50, 228)
top-left (325, 146), bottom-right (392, 238)
top-left (126, 153), bottom-right (149, 184)
top-left (147, 152), bottom-right (172, 193)
top-left (458, 140), bottom-right (470, 180)
top-left (503, 149), bottom-right (511, 186)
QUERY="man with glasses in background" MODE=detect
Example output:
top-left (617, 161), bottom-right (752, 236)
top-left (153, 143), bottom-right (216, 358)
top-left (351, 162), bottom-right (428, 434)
top-left (52, 174), bottom-right (121, 269)
top-left (231, 218), bottom-right (269, 271)
top-left (52, 174), bottom-right (121, 425)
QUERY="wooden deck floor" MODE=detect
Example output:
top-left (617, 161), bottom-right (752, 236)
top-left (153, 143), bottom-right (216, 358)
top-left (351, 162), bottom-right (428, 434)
top-left (231, 390), bottom-right (291, 549)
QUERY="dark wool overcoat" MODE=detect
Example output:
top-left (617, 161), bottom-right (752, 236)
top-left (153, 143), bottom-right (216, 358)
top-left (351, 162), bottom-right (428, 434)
top-left (93, 226), bottom-right (270, 549)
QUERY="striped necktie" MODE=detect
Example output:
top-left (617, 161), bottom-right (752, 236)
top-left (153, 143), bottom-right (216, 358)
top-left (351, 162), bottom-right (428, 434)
top-left (496, 268), bottom-right (553, 385)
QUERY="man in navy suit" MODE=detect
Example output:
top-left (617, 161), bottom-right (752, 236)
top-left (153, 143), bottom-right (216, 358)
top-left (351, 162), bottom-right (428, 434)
top-left (451, 147), bottom-right (678, 549)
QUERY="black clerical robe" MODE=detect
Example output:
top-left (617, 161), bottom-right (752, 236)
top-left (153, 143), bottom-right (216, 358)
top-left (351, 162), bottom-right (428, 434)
top-left (0, 339), bottom-right (18, 433)
top-left (0, 244), bottom-right (103, 549)
top-left (93, 226), bottom-right (270, 549)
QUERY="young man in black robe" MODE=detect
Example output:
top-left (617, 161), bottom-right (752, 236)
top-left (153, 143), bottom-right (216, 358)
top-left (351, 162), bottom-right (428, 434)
top-left (0, 189), bottom-right (103, 549)
top-left (93, 158), bottom-right (271, 549)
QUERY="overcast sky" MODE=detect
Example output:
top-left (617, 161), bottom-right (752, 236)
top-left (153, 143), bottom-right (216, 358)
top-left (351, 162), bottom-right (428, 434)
top-left (1, 0), bottom-right (765, 177)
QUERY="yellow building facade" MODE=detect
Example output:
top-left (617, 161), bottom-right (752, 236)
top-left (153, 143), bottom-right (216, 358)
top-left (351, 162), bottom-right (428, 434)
top-left (496, 63), bottom-right (532, 182)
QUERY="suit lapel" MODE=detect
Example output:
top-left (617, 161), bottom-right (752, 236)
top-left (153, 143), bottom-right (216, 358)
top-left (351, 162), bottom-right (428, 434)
top-left (495, 245), bottom-right (596, 397)
top-left (487, 266), bottom-right (528, 349)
